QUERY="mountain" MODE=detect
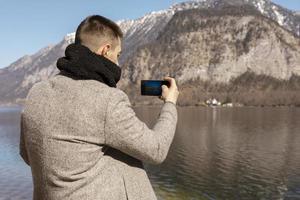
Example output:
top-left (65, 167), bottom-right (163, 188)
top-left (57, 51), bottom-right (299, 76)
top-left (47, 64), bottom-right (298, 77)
top-left (0, 0), bottom-right (300, 106)
top-left (118, 0), bottom-right (300, 63)
top-left (0, 34), bottom-right (74, 105)
top-left (122, 5), bottom-right (300, 83)
top-left (119, 5), bottom-right (300, 106)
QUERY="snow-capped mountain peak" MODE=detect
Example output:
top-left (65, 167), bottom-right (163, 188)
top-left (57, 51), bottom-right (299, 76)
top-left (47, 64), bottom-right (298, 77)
top-left (63, 0), bottom-right (300, 54)
top-left (64, 32), bottom-right (75, 44)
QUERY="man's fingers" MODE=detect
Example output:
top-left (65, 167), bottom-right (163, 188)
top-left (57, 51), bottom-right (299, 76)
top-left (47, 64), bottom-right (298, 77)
top-left (163, 76), bottom-right (176, 87)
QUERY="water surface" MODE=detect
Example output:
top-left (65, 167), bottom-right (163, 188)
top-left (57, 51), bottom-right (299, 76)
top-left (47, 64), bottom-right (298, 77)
top-left (0, 106), bottom-right (299, 200)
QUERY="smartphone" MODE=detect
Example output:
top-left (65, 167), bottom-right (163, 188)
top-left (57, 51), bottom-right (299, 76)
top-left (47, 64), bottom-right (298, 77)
top-left (141, 80), bottom-right (170, 96)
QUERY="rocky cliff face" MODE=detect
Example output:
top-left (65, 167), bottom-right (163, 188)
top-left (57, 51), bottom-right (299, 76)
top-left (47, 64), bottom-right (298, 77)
top-left (0, 0), bottom-right (300, 106)
top-left (120, 5), bottom-right (300, 85)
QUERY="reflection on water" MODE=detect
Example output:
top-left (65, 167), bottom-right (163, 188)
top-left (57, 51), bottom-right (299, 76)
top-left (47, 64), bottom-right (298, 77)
top-left (136, 106), bottom-right (300, 200)
top-left (0, 106), bottom-right (300, 200)
top-left (0, 106), bottom-right (33, 199)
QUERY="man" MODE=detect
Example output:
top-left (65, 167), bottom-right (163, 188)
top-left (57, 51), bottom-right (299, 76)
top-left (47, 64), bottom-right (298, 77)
top-left (20, 15), bottom-right (179, 200)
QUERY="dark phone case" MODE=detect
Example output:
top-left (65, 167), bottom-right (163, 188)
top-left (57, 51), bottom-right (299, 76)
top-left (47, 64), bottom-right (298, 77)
top-left (141, 80), bottom-right (170, 96)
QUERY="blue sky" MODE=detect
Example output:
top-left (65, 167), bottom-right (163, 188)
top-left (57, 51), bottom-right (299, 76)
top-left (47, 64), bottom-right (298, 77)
top-left (0, 0), bottom-right (299, 69)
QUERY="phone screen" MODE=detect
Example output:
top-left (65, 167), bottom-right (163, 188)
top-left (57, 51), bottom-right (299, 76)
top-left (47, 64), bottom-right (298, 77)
top-left (141, 80), bottom-right (170, 96)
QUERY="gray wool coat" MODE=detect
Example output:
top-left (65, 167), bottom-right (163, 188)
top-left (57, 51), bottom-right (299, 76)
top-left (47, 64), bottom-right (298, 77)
top-left (19, 73), bottom-right (178, 200)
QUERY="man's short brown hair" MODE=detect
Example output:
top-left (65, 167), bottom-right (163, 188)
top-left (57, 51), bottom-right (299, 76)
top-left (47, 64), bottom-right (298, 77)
top-left (75, 15), bottom-right (123, 52)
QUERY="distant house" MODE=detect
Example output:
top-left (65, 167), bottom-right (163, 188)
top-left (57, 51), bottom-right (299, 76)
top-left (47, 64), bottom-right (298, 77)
top-left (205, 98), bottom-right (221, 106)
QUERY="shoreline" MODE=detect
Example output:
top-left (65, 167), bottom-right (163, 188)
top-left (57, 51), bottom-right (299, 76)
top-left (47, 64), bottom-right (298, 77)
top-left (1, 103), bottom-right (299, 109)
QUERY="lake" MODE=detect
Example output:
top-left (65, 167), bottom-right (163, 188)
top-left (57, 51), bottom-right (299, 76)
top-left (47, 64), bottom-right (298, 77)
top-left (0, 106), bottom-right (299, 200)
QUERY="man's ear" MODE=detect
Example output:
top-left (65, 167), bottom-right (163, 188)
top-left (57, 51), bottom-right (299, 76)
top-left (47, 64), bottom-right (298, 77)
top-left (96, 44), bottom-right (111, 56)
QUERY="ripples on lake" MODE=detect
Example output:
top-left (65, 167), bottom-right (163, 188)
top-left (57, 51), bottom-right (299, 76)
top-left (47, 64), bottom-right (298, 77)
top-left (0, 106), bottom-right (299, 200)
top-left (136, 106), bottom-right (300, 200)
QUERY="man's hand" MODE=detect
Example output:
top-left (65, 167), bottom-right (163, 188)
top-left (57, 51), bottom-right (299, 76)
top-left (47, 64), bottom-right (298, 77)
top-left (158, 76), bottom-right (179, 105)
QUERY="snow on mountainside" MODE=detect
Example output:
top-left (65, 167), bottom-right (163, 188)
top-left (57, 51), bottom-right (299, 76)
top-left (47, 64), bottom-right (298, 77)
top-left (118, 0), bottom-right (300, 38)
top-left (63, 0), bottom-right (300, 63)
top-left (172, 0), bottom-right (300, 36)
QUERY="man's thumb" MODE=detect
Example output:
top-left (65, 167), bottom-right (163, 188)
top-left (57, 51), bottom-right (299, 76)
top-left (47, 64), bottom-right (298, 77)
top-left (162, 85), bottom-right (168, 92)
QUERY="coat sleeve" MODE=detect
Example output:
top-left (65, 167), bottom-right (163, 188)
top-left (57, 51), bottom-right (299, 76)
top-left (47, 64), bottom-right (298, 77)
top-left (20, 111), bottom-right (30, 166)
top-left (104, 89), bottom-right (178, 165)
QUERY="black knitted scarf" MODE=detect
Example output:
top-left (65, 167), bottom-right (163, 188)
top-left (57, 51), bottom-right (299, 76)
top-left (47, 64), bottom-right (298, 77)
top-left (56, 43), bottom-right (122, 88)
